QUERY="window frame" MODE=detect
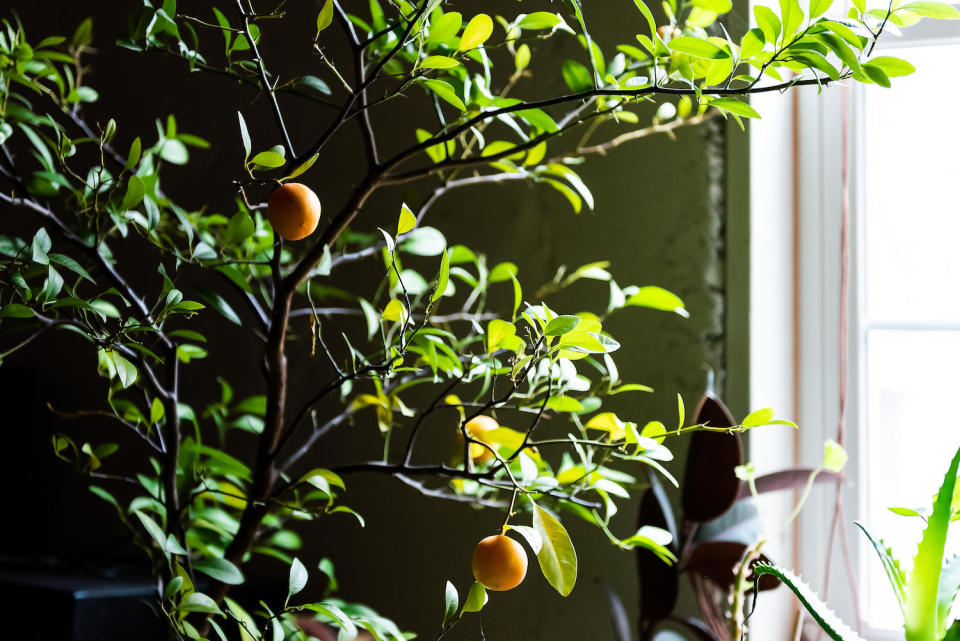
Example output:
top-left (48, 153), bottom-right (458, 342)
top-left (755, 13), bottom-right (960, 640)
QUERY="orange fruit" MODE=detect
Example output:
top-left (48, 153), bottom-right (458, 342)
top-left (267, 183), bottom-right (321, 241)
top-left (459, 415), bottom-right (499, 463)
top-left (472, 534), bottom-right (528, 591)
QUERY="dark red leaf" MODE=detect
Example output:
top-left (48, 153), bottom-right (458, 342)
top-left (684, 541), bottom-right (781, 591)
top-left (681, 395), bottom-right (743, 522)
top-left (637, 486), bottom-right (679, 638)
top-left (735, 467), bottom-right (841, 499)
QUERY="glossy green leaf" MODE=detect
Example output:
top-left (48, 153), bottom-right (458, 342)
top-left (530, 499), bottom-right (577, 596)
top-left (194, 557), bottom-right (245, 585)
top-left (899, 1), bottom-right (960, 18)
top-left (668, 36), bottom-right (729, 59)
top-left (288, 557), bottom-right (308, 603)
top-left (442, 580), bottom-right (458, 625)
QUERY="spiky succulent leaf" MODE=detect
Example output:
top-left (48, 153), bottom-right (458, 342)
top-left (905, 446), bottom-right (960, 641)
top-left (854, 521), bottom-right (906, 618)
top-left (752, 563), bottom-right (865, 641)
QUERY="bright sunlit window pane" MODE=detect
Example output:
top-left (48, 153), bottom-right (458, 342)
top-left (863, 45), bottom-right (960, 324)
top-left (861, 43), bottom-right (960, 630)
top-left (864, 330), bottom-right (960, 628)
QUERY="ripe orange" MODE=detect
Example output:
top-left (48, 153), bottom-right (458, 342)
top-left (267, 183), bottom-right (321, 241)
top-left (472, 534), bottom-right (528, 591)
top-left (459, 415), bottom-right (499, 463)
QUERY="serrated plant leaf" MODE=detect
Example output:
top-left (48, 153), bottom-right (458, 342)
top-left (753, 563), bottom-right (865, 641)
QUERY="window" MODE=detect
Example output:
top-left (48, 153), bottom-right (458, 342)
top-left (749, 9), bottom-right (960, 640)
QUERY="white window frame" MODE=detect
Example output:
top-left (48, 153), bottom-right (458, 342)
top-left (748, 11), bottom-right (960, 641)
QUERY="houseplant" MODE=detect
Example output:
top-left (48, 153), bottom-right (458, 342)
top-left (1, 0), bottom-right (954, 638)
top-left (755, 443), bottom-right (960, 641)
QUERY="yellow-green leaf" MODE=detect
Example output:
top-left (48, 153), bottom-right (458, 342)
top-left (381, 299), bottom-right (407, 323)
top-left (530, 499), bottom-right (577, 596)
top-left (458, 14), bottom-right (493, 51)
top-left (316, 0), bottom-right (334, 32)
top-left (397, 203), bottom-right (416, 235)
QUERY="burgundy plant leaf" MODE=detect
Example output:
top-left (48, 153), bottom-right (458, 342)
top-left (735, 467), bottom-right (841, 499)
top-left (681, 395), bottom-right (743, 523)
top-left (638, 486), bottom-right (680, 639)
top-left (684, 541), bottom-right (781, 591)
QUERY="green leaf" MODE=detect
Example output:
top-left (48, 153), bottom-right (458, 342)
top-left (546, 395), bottom-right (584, 412)
top-left (905, 445), bottom-right (960, 639)
top-left (822, 439), bottom-right (848, 472)
top-left (431, 247), bottom-right (450, 304)
top-left (668, 36), bottom-right (729, 59)
top-left (163, 576), bottom-right (183, 602)
top-left (626, 286), bottom-right (688, 316)
top-left (754, 5), bottom-right (782, 44)
top-left (458, 14), bottom-right (493, 51)
top-left (511, 273), bottom-right (522, 321)
top-left (488, 262), bottom-right (518, 282)
top-left (711, 97), bottom-right (761, 119)
top-left (125, 137), bottom-right (142, 171)
top-left (32, 228), bottom-right (51, 265)
top-left (461, 581), bottom-right (487, 613)
top-left (561, 59), bottom-right (593, 92)
top-left (134, 510), bottom-right (167, 552)
top-left (632, 0), bottom-right (659, 37)
top-left (427, 12), bottom-right (463, 43)
top-left (299, 603), bottom-right (358, 641)
top-left (238, 115), bottom-right (252, 157)
top-left (810, 0), bottom-right (833, 19)
top-left (381, 299), bottom-right (407, 324)
top-left (150, 397), bottom-right (165, 424)
top-left (49, 253), bottom-right (94, 283)
top-left (110, 350), bottom-right (138, 389)
top-left (740, 28), bottom-right (766, 59)
top-left (285, 153), bottom-right (319, 181)
top-left (442, 580), bottom-right (459, 625)
top-left (518, 11), bottom-right (564, 29)
top-left (250, 150), bottom-right (286, 169)
top-left (316, 0), bottom-right (334, 32)
top-left (420, 55), bottom-right (460, 69)
top-left (421, 79), bottom-right (466, 111)
top-left (898, 1), bottom-right (960, 18)
top-left (401, 226), bottom-right (446, 256)
top-left (530, 499), bottom-right (577, 596)
top-left (508, 525), bottom-right (543, 553)
top-left (868, 56), bottom-right (915, 77)
top-left (160, 139), bottom-right (189, 165)
top-left (753, 564), bottom-right (864, 641)
top-left (194, 557), bottom-right (245, 585)
top-left (288, 557), bottom-right (308, 603)
top-left (398, 203), bottom-right (417, 235)
top-left (181, 592), bottom-right (223, 615)
top-left (742, 407), bottom-right (775, 427)
top-left (545, 315), bottom-right (580, 336)
top-left (0, 303), bottom-right (34, 318)
top-left (194, 287), bottom-right (242, 325)
top-left (863, 63), bottom-right (891, 88)
top-left (854, 522), bottom-right (906, 616)
top-left (225, 212), bottom-right (255, 245)
top-left (780, 0), bottom-right (805, 40)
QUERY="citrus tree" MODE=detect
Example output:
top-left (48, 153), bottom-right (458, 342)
top-left (0, 0), bottom-right (954, 639)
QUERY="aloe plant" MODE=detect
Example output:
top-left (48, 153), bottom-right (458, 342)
top-left (754, 444), bottom-right (960, 641)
